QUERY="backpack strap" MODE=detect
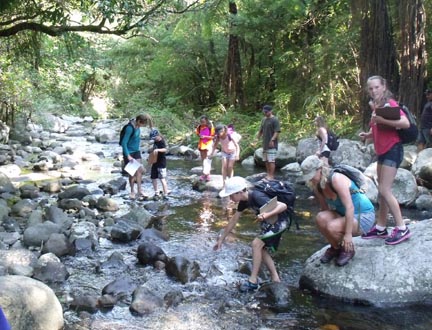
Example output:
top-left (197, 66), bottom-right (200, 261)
top-left (328, 170), bottom-right (363, 195)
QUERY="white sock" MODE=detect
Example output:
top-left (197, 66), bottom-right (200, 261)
top-left (397, 225), bottom-right (406, 231)
top-left (375, 225), bottom-right (386, 231)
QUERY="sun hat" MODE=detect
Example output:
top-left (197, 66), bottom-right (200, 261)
top-left (219, 176), bottom-right (248, 198)
top-left (149, 129), bottom-right (159, 139)
top-left (300, 155), bottom-right (323, 182)
top-left (262, 105), bottom-right (273, 112)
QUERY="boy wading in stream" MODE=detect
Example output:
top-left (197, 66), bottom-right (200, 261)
top-left (214, 176), bottom-right (294, 292)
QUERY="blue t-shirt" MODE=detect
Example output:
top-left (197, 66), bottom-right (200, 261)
top-left (326, 181), bottom-right (374, 216)
top-left (121, 122), bottom-right (141, 157)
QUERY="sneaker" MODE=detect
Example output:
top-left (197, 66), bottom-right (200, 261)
top-left (239, 280), bottom-right (259, 292)
top-left (361, 225), bottom-right (389, 239)
top-left (205, 175), bottom-right (211, 182)
top-left (199, 175), bottom-right (206, 181)
top-left (336, 249), bottom-right (355, 267)
top-left (320, 246), bottom-right (341, 264)
top-left (385, 227), bottom-right (412, 245)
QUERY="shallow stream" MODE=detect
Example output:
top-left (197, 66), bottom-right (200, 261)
top-left (19, 130), bottom-right (431, 330)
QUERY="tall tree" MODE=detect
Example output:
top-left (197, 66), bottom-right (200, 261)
top-left (223, 1), bottom-right (245, 109)
top-left (398, 0), bottom-right (426, 117)
top-left (357, 0), bottom-right (399, 129)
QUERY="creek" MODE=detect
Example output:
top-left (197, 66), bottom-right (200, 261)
top-left (13, 128), bottom-right (431, 330)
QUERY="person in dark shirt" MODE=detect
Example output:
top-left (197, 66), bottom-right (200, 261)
top-left (256, 105), bottom-right (281, 180)
top-left (149, 129), bottom-right (170, 199)
top-left (417, 89), bottom-right (432, 151)
top-left (214, 176), bottom-right (288, 292)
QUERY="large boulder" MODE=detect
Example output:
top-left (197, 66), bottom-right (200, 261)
top-left (300, 219), bottom-right (432, 306)
top-left (0, 275), bottom-right (63, 330)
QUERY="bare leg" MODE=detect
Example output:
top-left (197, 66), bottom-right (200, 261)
top-left (262, 249), bottom-right (280, 282)
top-left (316, 210), bottom-right (360, 248)
top-left (377, 164), bottom-right (404, 227)
top-left (221, 157), bottom-right (228, 185)
top-left (266, 161), bottom-right (276, 180)
top-left (200, 149), bottom-right (208, 175)
top-left (129, 175), bottom-right (136, 196)
top-left (160, 178), bottom-right (169, 195)
top-left (226, 159), bottom-right (235, 179)
top-left (249, 238), bottom-right (265, 284)
top-left (136, 166), bottom-right (144, 195)
top-left (152, 179), bottom-right (158, 194)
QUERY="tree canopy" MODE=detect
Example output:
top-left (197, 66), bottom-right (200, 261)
top-left (0, 0), bottom-right (431, 144)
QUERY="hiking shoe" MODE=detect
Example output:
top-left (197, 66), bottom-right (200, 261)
top-left (336, 249), bottom-right (355, 267)
top-left (320, 246), bottom-right (341, 264)
top-left (385, 227), bottom-right (412, 245)
top-left (239, 280), bottom-right (258, 292)
top-left (361, 225), bottom-right (389, 239)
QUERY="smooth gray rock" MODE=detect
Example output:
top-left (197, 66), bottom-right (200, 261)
top-left (300, 219), bottom-right (432, 306)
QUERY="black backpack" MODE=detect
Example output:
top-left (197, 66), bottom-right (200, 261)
top-left (329, 164), bottom-right (368, 194)
top-left (327, 130), bottom-right (339, 151)
top-left (398, 103), bottom-right (418, 144)
top-left (254, 179), bottom-right (297, 229)
top-left (119, 121), bottom-right (136, 146)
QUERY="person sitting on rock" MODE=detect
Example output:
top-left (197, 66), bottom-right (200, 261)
top-left (300, 155), bottom-right (375, 266)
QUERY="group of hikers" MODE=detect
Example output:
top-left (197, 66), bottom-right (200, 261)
top-left (121, 75), bottom-right (418, 293)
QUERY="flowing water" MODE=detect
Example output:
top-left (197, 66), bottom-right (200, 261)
top-left (30, 133), bottom-right (432, 330)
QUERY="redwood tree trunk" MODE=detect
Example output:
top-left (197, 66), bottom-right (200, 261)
top-left (358, 0), bottom-right (399, 129)
top-left (398, 0), bottom-right (426, 118)
top-left (223, 1), bottom-right (245, 109)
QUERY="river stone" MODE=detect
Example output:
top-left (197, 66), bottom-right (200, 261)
top-left (102, 277), bottom-right (137, 300)
top-left (0, 172), bottom-right (16, 193)
top-left (415, 194), bottom-right (432, 210)
top-left (129, 287), bottom-right (163, 316)
top-left (300, 219), bottom-right (432, 306)
top-left (257, 282), bottom-right (291, 307)
top-left (23, 221), bottom-right (62, 247)
top-left (58, 185), bottom-right (91, 200)
top-left (98, 251), bottom-right (127, 273)
top-left (33, 252), bottom-right (70, 283)
top-left (96, 196), bottom-right (119, 212)
top-left (137, 242), bottom-right (168, 266)
top-left (0, 249), bottom-right (38, 271)
top-left (0, 275), bottom-right (64, 330)
top-left (42, 233), bottom-right (74, 257)
top-left (165, 256), bottom-right (201, 284)
top-left (110, 219), bottom-right (143, 242)
top-left (69, 295), bottom-right (99, 313)
top-left (11, 199), bottom-right (36, 217)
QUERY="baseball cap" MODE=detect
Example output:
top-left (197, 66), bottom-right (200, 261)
top-left (149, 129), bottom-right (159, 139)
top-left (300, 155), bottom-right (323, 182)
top-left (262, 105), bottom-right (273, 112)
top-left (425, 89), bottom-right (432, 94)
top-left (219, 176), bottom-right (248, 198)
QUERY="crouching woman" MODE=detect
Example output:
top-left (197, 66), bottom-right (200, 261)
top-left (300, 156), bottom-right (375, 266)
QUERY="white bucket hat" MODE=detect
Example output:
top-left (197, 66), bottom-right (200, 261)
top-left (219, 176), bottom-right (248, 198)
